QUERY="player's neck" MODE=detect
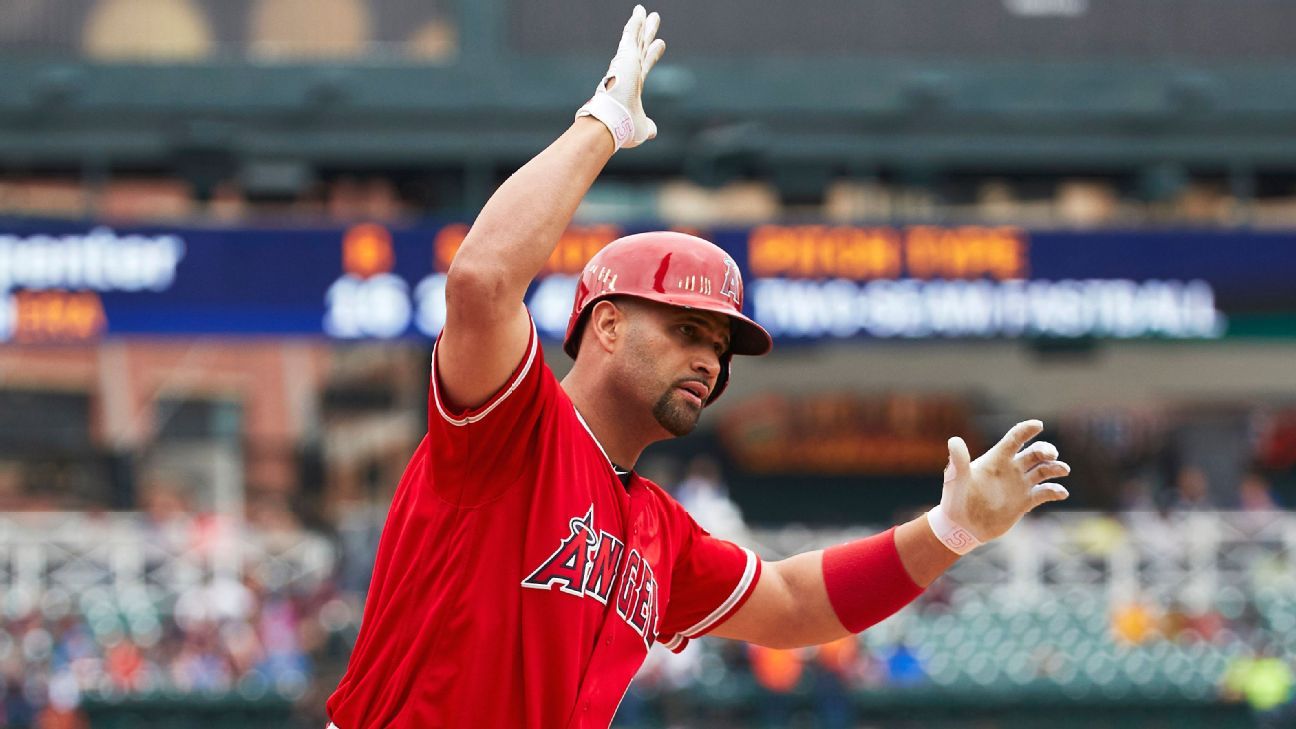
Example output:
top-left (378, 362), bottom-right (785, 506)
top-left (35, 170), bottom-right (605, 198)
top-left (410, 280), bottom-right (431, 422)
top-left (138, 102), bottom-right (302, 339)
top-left (561, 374), bottom-right (662, 469)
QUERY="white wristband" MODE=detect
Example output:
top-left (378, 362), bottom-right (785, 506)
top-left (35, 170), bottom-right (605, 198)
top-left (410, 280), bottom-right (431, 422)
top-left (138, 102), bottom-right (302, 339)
top-left (576, 92), bottom-right (635, 150)
top-left (927, 505), bottom-right (982, 556)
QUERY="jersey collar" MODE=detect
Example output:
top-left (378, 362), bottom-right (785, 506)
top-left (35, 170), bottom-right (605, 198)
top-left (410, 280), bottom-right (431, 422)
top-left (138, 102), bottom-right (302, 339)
top-left (572, 406), bottom-right (633, 487)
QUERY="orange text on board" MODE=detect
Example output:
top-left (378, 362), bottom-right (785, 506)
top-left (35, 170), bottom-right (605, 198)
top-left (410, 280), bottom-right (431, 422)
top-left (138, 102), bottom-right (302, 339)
top-left (748, 225), bottom-right (1028, 280)
top-left (13, 290), bottom-right (107, 343)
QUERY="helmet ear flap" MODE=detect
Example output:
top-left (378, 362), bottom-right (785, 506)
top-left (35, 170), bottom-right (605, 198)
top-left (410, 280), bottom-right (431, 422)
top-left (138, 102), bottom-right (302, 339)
top-left (564, 310), bottom-right (588, 359)
top-left (705, 352), bottom-right (731, 406)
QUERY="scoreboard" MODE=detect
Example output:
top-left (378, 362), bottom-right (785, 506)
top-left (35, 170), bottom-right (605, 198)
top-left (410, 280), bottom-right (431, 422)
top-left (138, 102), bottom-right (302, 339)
top-left (1, 218), bottom-right (1295, 345)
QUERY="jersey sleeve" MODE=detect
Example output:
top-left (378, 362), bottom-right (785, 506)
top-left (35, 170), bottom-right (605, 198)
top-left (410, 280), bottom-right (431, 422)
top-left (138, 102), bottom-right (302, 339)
top-left (656, 508), bottom-right (762, 654)
top-left (426, 317), bottom-right (556, 505)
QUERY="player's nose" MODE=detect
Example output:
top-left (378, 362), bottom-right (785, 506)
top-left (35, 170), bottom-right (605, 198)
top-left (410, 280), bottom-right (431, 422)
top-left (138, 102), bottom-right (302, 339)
top-left (691, 350), bottom-right (720, 384)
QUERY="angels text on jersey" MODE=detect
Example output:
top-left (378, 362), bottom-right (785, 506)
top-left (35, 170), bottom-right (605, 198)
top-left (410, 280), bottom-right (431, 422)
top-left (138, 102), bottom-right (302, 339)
top-left (521, 505), bottom-right (660, 650)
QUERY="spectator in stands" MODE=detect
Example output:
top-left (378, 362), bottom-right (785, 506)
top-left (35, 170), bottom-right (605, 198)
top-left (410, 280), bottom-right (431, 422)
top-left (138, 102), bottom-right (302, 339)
top-left (137, 473), bottom-right (198, 554)
top-left (0, 462), bottom-right (25, 512)
top-left (257, 585), bottom-right (311, 696)
top-left (1237, 467), bottom-right (1283, 536)
top-left (747, 644), bottom-right (804, 729)
top-left (2, 667), bottom-right (36, 728)
top-left (1240, 468), bottom-right (1280, 512)
top-left (336, 462), bottom-right (387, 596)
top-left (36, 667), bottom-right (86, 729)
top-left (1072, 510), bottom-right (1129, 558)
top-left (104, 636), bottom-right (146, 692)
top-left (1221, 641), bottom-right (1296, 729)
top-left (882, 639), bottom-right (925, 686)
top-left (810, 636), bottom-right (863, 729)
top-left (1117, 475), bottom-right (1159, 511)
top-left (674, 455), bottom-right (749, 544)
top-left (1170, 465), bottom-right (1213, 511)
top-left (1160, 599), bottom-right (1220, 644)
top-left (245, 490), bottom-right (305, 546)
top-left (1112, 599), bottom-right (1159, 645)
top-left (171, 625), bottom-right (233, 692)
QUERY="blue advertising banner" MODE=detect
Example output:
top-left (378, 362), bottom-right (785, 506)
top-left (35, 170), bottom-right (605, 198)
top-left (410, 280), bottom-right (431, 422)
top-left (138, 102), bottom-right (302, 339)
top-left (0, 218), bottom-right (1293, 344)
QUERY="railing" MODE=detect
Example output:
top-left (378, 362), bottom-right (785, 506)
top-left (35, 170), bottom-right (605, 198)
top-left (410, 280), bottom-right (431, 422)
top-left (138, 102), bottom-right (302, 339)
top-left (0, 512), bottom-right (334, 605)
top-left (1, 508), bottom-right (1291, 625)
top-left (2, 510), bottom-right (1289, 612)
top-left (750, 510), bottom-right (1296, 612)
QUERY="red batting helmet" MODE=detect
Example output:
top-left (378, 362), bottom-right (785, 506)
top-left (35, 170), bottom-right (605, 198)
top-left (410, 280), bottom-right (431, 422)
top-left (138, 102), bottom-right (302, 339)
top-left (563, 231), bottom-right (772, 405)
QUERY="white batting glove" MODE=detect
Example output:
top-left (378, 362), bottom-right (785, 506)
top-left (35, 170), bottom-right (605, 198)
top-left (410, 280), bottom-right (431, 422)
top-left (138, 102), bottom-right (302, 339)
top-left (927, 420), bottom-right (1071, 554)
top-left (576, 4), bottom-right (666, 150)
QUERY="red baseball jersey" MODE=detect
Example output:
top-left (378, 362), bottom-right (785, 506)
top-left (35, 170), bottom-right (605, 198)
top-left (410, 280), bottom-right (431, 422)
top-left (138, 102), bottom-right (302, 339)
top-left (327, 320), bottom-right (761, 728)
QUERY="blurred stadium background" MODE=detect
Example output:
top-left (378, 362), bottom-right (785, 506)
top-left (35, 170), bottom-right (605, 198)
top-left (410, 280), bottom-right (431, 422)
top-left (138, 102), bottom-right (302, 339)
top-left (2, 0), bottom-right (1296, 727)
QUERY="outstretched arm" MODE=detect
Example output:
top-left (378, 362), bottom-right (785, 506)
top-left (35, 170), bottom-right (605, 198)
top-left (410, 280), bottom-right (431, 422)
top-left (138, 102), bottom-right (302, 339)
top-left (710, 420), bottom-right (1071, 649)
top-left (438, 5), bottom-right (666, 410)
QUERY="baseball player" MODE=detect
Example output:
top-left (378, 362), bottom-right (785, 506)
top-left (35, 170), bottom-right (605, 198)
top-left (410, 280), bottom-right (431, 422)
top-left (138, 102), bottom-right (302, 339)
top-left (325, 6), bottom-right (1071, 727)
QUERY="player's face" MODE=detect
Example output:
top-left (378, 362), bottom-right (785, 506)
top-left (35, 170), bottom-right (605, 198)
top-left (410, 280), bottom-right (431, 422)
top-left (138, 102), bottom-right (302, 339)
top-left (620, 301), bottom-right (729, 437)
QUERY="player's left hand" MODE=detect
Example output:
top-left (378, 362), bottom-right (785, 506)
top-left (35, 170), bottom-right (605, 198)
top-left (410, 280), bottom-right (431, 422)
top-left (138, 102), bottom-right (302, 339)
top-left (938, 420), bottom-right (1071, 544)
top-left (576, 4), bottom-right (667, 150)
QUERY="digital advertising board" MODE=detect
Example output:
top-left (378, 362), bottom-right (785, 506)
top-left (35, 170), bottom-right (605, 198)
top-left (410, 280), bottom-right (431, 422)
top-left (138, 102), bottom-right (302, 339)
top-left (0, 218), bottom-right (1292, 345)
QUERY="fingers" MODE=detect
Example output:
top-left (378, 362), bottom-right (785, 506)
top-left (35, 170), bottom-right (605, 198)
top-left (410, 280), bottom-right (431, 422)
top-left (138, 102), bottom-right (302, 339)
top-left (993, 419), bottom-right (1044, 458)
top-left (946, 436), bottom-right (972, 483)
top-left (1014, 440), bottom-right (1059, 470)
top-left (1027, 483), bottom-right (1070, 511)
top-left (1026, 460), bottom-right (1071, 484)
top-left (620, 5), bottom-right (646, 54)
top-left (642, 10), bottom-right (660, 49)
top-left (1013, 438), bottom-right (1069, 487)
top-left (644, 38), bottom-right (666, 74)
top-left (641, 10), bottom-right (665, 74)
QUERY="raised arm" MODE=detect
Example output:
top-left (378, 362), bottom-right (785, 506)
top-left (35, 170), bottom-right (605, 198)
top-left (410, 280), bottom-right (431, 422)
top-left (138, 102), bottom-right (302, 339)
top-left (437, 5), bottom-right (666, 409)
top-left (711, 420), bottom-right (1071, 649)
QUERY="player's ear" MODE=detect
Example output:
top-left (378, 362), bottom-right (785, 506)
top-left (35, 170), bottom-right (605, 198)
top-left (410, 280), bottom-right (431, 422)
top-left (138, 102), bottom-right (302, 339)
top-left (587, 299), bottom-right (624, 354)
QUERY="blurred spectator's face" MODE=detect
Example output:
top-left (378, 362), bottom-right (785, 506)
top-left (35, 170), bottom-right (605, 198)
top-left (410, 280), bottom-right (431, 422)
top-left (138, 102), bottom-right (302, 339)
top-left (1176, 467), bottom-right (1208, 501)
top-left (141, 482), bottom-right (187, 520)
top-left (685, 456), bottom-right (721, 484)
top-left (0, 465), bottom-right (23, 509)
top-left (1239, 474), bottom-right (1273, 508)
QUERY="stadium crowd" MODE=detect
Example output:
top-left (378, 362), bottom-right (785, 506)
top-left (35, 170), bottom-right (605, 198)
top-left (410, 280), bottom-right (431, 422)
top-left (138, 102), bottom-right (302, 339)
top-left (0, 452), bottom-right (1292, 728)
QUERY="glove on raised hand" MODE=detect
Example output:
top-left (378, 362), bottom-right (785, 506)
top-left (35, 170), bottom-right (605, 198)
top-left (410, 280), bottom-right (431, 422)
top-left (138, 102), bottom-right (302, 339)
top-left (576, 4), bottom-right (667, 150)
top-left (928, 420), bottom-right (1071, 554)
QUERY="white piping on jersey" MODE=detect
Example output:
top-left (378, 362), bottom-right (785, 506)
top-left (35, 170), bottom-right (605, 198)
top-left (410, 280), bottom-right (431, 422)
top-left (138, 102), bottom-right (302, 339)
top-left (431, 319), bottom-right (538, 427)
top-left (677, 547), bottom-right (758, 639)
top-left (571, 407), bottom-right (619, 477)
top-left (572, 382), bottom-right (758, 651)
top-left (572, 407), bottom-right (631, 729)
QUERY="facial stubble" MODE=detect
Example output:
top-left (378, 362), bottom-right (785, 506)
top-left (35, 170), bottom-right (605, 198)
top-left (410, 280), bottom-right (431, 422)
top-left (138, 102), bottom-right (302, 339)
top-left (652, 385), bottom-right (701, 437)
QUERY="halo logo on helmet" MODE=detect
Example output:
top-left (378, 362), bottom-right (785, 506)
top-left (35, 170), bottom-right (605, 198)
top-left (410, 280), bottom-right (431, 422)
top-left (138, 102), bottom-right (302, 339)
top-left (719, 257), bottom-right (741, 306)
top-left (564, 232), bottom-right (773, 406)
